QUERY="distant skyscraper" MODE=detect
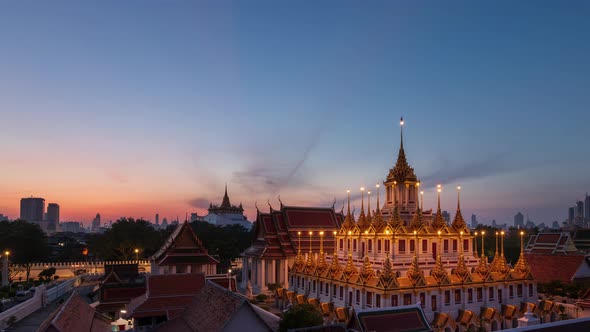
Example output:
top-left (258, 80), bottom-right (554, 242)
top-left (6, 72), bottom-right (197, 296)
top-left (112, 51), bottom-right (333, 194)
top-left (471, 214), bottom-right (478, 228)
top-left (20, 197), bottom-right (45, 221)
top-left (442, 211), bottom-right (451, 224)
top-left (155, 213), bottom-right (159, 226)
top-left (162, 218), bottom-right (168, 228)
top-left (514, 212), bottom-right (524, 228)
top-left (552, 221), bottom-right (560, 229)
top-left (576, 200), bottom-right (584, 217)
top-left (568, 207), bottom-right (575, 223)
top-left (46, 203), bottom-right (60, 231)
top-left (92, 213), bottom-right (101, 232)
top-left (585, 193), bottom-right (590, 220)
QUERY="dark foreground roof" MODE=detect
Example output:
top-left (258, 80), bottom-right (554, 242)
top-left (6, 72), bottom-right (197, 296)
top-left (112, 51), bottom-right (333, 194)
top-left (37, 292), bottom-right (111, 332)
top-left (503, 317), bottom-right (590, 332)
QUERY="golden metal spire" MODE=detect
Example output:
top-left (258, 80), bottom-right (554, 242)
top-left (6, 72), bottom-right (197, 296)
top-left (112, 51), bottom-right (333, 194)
top-left (309, 231), bottom-right (313, 253)
top-left (514, 231), bottom-right (531, 276)
top-left (432, 184), bottom-right (446, 229)
top-left (452, 185), bottom-right (467, 230)
top-left (359, 255), bottom-right (375, 282)
top-left (367, 190), bottom-right (372, 222)
top-left (376, 184), bottom-right (380, 213)
top-left (437, 184), bottom-right (441, 211)
top-left (420, 191), bottom-right (424, 212)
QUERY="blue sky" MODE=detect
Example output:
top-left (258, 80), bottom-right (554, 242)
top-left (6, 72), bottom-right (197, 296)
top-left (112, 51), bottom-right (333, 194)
top-left (1, 1), bottom-right (589, 224)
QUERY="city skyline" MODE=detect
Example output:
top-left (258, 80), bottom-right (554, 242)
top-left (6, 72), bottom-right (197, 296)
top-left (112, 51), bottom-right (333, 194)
top-left (1, 1), bottom-right (590, 224)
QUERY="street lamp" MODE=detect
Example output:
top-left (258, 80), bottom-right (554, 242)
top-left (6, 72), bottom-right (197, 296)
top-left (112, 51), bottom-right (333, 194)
top-left (228, 269), bottom-right (232, 291)
top-left (134, 248), bottom-right (139, 261)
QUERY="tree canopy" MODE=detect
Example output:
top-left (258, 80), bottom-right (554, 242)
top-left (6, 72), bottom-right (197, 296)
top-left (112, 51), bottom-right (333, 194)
top-left (0, 220), bottom-right (50, 281)
top-left (88, 218), bottom-right (166, 260)
top-left (190, 221), bottom-right (252, 270)
top-left (278, 304), bottom-right (324, 332)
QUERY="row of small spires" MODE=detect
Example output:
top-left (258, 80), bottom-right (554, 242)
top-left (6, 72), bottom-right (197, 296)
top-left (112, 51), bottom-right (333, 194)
top-left (340, 184), bottom-right (467, 232)
top-left (293, 228), bottom-right (531, 285)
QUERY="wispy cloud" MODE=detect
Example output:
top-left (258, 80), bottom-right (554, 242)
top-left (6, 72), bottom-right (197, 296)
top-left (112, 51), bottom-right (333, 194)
top-left (188, 197), bottom-right (210, 209)
top-left (419, 152), bottom-right (556, 186)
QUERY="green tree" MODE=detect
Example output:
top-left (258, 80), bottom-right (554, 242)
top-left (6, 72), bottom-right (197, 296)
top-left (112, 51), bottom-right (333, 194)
top-left (191, 222), bottom-right (251, 272)
top-left (1, 220), bottom-right (50, 282)
top-left (278, 304), bottom-right (323, 332)
top-left (88, 218), bottom-right (165, 260)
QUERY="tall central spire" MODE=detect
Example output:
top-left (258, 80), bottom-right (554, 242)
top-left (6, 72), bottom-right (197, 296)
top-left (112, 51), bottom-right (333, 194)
top-left (400, 116), bottom-right (404, 150)
top-left (221, 183), bottom-right (231, 208)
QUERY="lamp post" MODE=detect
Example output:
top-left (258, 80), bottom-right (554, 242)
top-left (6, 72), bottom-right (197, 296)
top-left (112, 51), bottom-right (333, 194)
top-left (481, 231), bottom-right (485, 256)
top-left (320, 231), bottom-right (324, 254)
top-left (2, 250), bottom-right (10, 287)
top-left (134, 248), bottom-right (139, 262)
top-left (501, 231), bottom-right (505, 257)
top-left (474, 232), bottom-right (478, 257)
top-left (228, 269), bottom-right (232, 291)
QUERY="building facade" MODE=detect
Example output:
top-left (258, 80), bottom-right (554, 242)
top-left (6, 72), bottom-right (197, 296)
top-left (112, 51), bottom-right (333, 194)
top-left (249, 119), bottom-right (536, 330)
top-left (203, 186), bottom-right (252, 229)
top-left (20, 197), bottom-right (45, 222)
top-left (150, 221), bottom-right (219, 275)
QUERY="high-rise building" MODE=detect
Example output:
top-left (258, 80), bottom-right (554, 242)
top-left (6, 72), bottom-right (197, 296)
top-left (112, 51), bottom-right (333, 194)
top-left (576, 200), bottom-right (584, 218)
top-left (20, 197), bottom-right (45, 222)
top-left (471, 214), bottom-right (478, 228)
top-left (46, 203), bottom-right (60, 231)
top-left (568, 207), bottom-right (575, 223)
top-left (161, 218), bottom-right (168, 228)
top-left (155, 213), bottom-right (159, 226)
top-left (441, 211), bottom-right (451, 224)
top-left (514, 212), bottom-right (524, 228)
top-left (92, 213), bottom-right (101, 232)
top-left (585, 193), bottom-right (590, 220)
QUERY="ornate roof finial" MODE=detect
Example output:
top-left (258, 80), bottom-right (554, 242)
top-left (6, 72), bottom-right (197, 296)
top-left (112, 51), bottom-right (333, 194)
top-left (359, 255), bottom-right (375, 282)
top-left (431, 255), bottom-right (448, 283)
top-left (329, 251), bottom-right (341, 275)
top-left (332, 197), bottom-right (336, 210)
top-left (376, 184), bottom-right (381, 213)
top-left (491, 232), bottom-right (500, 272)
top-left (432, 184), bottom-right (446, 229)
top-left (406, 255), bottom-right (424, 284)
top-left (452, 185), bottom-right (467, 230)
top-left (343, 252), bottom-right (358, 280)
top-left (455, 254), bottom-right (471, 282)
top-left (357, 187), bottom-right (367, 229)
top-left (278, 195), bottom-right (284, 208)
top-left (384, 254), bottom-right (393, 276)
top-left (400, 116), bottom-right (404, 149)
top-left (221, 183), bottom-right (231, 208)
top-left (366, 190), bottom-right (372, 226)
top-left (514, 231), bottom-right (531, 276)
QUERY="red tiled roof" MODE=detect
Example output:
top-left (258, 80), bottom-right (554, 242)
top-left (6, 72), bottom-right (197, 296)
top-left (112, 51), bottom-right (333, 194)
top-left (284, 208), bottom-right (339, 228)
top-left (37, 292), bottom-right (111, 332)
top-left (127, 274), bottom-right (206, 319)
top-left (350, 304), bottom-right (432, 332)
top-left (526, 253), bottom-right (585, 284)
top-left (101, 286), bottom-right (146, 302)
top-left (148, 274), bottom-right (205, 296)
top-left (151, 222), bottom-right (216, 267)
top-left (536, 234), bottom-right (561, 243)
top-left (154, 281), bottom-right (279, 332)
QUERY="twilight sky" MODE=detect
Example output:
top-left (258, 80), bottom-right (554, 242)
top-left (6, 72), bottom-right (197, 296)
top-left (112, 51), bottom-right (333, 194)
top-left (1, 1), bottom-right (589, 225)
